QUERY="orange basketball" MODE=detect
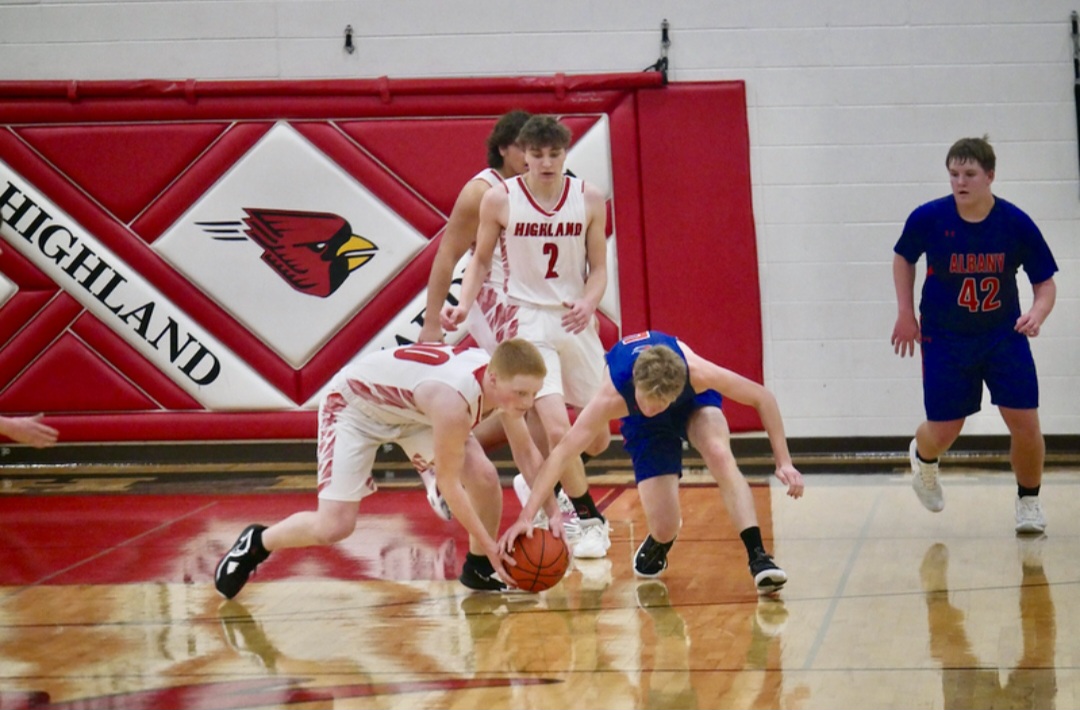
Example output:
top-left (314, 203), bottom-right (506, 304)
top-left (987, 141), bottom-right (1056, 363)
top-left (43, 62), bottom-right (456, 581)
top-left (507, 528), bottom-right (570, 592)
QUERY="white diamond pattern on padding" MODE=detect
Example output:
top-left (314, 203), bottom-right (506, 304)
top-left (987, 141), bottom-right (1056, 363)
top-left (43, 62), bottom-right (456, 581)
top-left (154, 123), bottom-right (428, 367)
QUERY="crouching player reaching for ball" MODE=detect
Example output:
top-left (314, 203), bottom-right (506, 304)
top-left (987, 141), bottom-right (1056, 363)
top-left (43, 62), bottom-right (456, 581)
top-left (500, 330), bottom-right (804, 595)
top-left (216, 339), bottom-right (552, 598)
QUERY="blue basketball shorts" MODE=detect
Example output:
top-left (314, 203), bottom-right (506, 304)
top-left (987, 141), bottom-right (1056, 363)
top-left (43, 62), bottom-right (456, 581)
top-left (920, 327), bottom-right (1039, 421)
top-left (619, 389), bottom-right (724, 483)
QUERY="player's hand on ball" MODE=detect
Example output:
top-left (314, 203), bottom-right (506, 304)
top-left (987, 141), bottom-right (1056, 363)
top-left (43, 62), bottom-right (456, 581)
top-left (482, 541), bottom-right (516, 587)
top-left (505, 528), bottom-right (570, 593)
top-left (499, 517), bottom-right (533, 555)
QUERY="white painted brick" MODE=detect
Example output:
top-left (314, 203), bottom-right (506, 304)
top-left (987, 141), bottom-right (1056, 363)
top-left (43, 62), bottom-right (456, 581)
top-left (0, 0), bottom-right (1076, 442)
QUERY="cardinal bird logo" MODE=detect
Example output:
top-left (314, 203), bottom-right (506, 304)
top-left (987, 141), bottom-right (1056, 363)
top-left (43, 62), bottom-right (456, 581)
top-left (199, 209), bottom-right (378, 298)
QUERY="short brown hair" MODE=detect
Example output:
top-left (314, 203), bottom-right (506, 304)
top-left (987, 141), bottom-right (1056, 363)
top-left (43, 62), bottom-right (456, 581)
top-left (517, 115), bottom-right (571, 151)
top-left (490, 338), bottom-right (547, 379)
top-left (486, 110), bottom-right (531, 168)
top-left (946, 136), bottom-right (995, 173)
top-left (632, 346), bottom-right (686, 401)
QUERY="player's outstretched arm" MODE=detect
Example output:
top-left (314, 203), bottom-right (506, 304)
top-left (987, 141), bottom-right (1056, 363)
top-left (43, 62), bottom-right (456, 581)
top-left (420, 382), bottom-right (511, 580)
top-left (684, 347), bottom-right (804, 499)
top-left (0, 414), bottom-right (59, 448)
top-left (499, 382), bottom-right (626, 552)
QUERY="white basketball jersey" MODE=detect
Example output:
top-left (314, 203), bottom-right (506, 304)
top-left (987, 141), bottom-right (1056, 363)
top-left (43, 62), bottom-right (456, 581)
top-left (335, 344), bottom-right (488, 428)
top-left (502, 175), bottom-right (589, 307)
top-left (470, 168), bottom-right (509, 289)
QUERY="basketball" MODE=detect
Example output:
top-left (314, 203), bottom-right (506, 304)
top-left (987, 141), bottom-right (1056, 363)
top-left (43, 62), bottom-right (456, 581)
top-left (507, 528), bottom-right (570, 592)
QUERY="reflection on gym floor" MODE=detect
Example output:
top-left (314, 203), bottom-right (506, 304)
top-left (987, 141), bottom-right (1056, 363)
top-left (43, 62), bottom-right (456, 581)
top-left (0, 470), bottom-right (1077, 709)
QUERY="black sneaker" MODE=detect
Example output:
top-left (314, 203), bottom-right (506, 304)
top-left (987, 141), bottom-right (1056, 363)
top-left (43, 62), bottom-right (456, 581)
top-left (459, 557), bottom-right (509, 592)
top-left (749, 548), bottom-right (787, 596)
top-left (215, 524), bottom-right (270, 599)
top-left (634, 535), bottom-right (674, 578)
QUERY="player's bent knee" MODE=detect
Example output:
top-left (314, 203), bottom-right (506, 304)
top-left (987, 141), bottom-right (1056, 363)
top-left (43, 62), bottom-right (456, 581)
top-left (544, 417), bottom-right (571, 440)
top-left (584, 429), bottom-right (612, 457)
top-left (462, 454), bottom-right (499, 485)
top-left (699, 441), bottom-right (736, 469)
top-left (314, 515), bottom-right (357, 545)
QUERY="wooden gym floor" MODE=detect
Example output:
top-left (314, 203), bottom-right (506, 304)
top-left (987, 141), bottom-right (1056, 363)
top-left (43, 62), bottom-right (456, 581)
top-left (0, 459), bottom-right (1077, 710)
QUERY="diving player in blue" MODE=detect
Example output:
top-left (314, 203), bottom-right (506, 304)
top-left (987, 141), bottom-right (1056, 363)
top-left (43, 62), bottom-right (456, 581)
top-left (892, 136), bottom-right (1058, 533)
top-left (498, 330), bottom-right (804, 596)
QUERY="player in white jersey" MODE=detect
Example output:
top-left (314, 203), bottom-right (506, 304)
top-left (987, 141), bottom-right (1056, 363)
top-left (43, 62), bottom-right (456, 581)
top-left (414, 111), bottom-right (534, 521)
top-left (214, 339), bottom-right (553, 598)
top-left (441, 115), bottom-right (614, 559)
top-left (420, 109), bottom-right (530, 347)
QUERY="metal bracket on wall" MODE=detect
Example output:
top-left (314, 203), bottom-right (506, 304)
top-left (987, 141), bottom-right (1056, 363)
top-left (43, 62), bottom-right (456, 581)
top-left (344, 24), bottom-right (355, 54)
top-left (643, 19), bottom-right (670, 84)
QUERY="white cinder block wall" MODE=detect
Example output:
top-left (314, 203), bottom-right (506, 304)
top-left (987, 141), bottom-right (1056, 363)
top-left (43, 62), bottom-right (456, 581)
top-left (2, 1), bottom-right (1077, 439)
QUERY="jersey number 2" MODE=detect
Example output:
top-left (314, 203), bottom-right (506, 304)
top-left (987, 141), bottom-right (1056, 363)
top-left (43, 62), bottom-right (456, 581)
top-left (542, 242), bottom-right (559, 279)
top-left (957, 276), bottom-right (1001, 313)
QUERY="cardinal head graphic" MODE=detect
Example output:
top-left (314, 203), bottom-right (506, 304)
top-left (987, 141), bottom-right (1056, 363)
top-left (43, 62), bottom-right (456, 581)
top-left (238, 208), bottom-right (378, 298)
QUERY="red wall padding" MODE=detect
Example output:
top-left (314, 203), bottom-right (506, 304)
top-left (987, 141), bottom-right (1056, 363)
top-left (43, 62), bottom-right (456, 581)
top-left (635, 83), bottom-right (764, 431)
top-left (0, 73), bottom-right (764, 442)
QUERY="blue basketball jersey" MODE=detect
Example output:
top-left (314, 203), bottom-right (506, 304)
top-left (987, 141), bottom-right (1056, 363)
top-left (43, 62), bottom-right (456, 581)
top-left (894, 196), bottom-right (1057, 335)
top-left (605, 330), bottom-right (695, 418)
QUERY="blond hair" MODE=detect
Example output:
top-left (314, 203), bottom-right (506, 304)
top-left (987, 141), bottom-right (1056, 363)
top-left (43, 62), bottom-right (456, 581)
top-left (632, 345), bottom-right (686, 400)
top-left (490, 339), bottom-right (547, 379)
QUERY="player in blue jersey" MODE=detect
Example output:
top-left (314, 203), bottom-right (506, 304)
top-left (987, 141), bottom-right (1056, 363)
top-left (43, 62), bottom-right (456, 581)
top-left (498, 330), bottom-right (804, 595)
top-left (891, 136), bottom-right (1058, 533)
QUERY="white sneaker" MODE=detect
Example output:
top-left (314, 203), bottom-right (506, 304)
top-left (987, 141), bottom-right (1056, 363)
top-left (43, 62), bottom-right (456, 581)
top-left (1015, 496), bottom-right (1046, 534)
top-left (555, 489), bottom-right (582, 542)
top-left (511, 473), bottom-right (581, 541)
top-left (418, 467), bottom-right (452, 521)
top-left (909, 439), bottom-right (944, 512)
top-left (573, 517), bottom-right (611, 559)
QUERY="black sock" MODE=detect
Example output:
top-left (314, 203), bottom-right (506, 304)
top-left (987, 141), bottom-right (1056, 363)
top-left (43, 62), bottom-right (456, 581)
top-left (651, 536), bottom-right (676, 551)
top-left (570, 493), bottom-right (604, 522)
top-left (250, 526), bottom-right (270, 560)
top-left (917, 451), bottom-right (938, 464)
top-left (1018, 484), bottom-right (1041, 498)
top-left (740, 526), bottom-right (765, 559)
top-left (465, 552), bottom-right (493, 574)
